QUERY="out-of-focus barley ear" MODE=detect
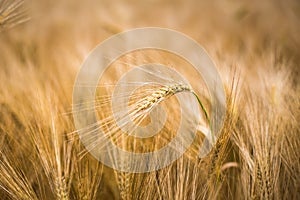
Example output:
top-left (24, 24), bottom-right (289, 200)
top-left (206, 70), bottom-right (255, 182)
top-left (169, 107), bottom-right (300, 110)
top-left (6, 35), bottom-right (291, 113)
top-left (71, 135), bottom-right (104, 200)
top-left (205, 71), bottom-right (240, 198)
top-left (0, 150), bottom-right (39, 200)
top-left (0, 0), bottom-right (29, 31)
top-left (115, 171), bottom-right (133, 200)
top-left (27, 98), bottom-right (75, 200)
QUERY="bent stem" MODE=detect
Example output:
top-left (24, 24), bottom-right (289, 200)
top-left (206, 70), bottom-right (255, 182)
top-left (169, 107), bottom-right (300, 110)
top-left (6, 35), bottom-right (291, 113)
top-left (192, 91), bottom-right (210, 124)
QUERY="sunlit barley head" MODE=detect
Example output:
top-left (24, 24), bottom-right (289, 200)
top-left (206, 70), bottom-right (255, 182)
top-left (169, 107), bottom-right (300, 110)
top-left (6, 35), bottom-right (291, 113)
top-left (71, 28), bottom-right (228, 173)
top-left (72, 52), bottom-right (218, 173)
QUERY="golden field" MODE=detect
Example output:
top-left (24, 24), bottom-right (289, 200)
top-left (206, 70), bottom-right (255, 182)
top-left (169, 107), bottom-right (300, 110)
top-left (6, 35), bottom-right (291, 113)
top-left (0, 0), bottom-right (299, 199)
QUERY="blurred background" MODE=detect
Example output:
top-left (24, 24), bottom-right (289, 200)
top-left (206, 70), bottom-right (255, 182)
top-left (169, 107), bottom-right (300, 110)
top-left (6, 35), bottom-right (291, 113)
top-left (1, 0), bottom-right (300, 89)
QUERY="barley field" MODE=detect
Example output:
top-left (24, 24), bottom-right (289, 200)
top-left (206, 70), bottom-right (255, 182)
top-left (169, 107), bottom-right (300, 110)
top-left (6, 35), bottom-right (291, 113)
top-left (0, 0), bottom-right (299, 199)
